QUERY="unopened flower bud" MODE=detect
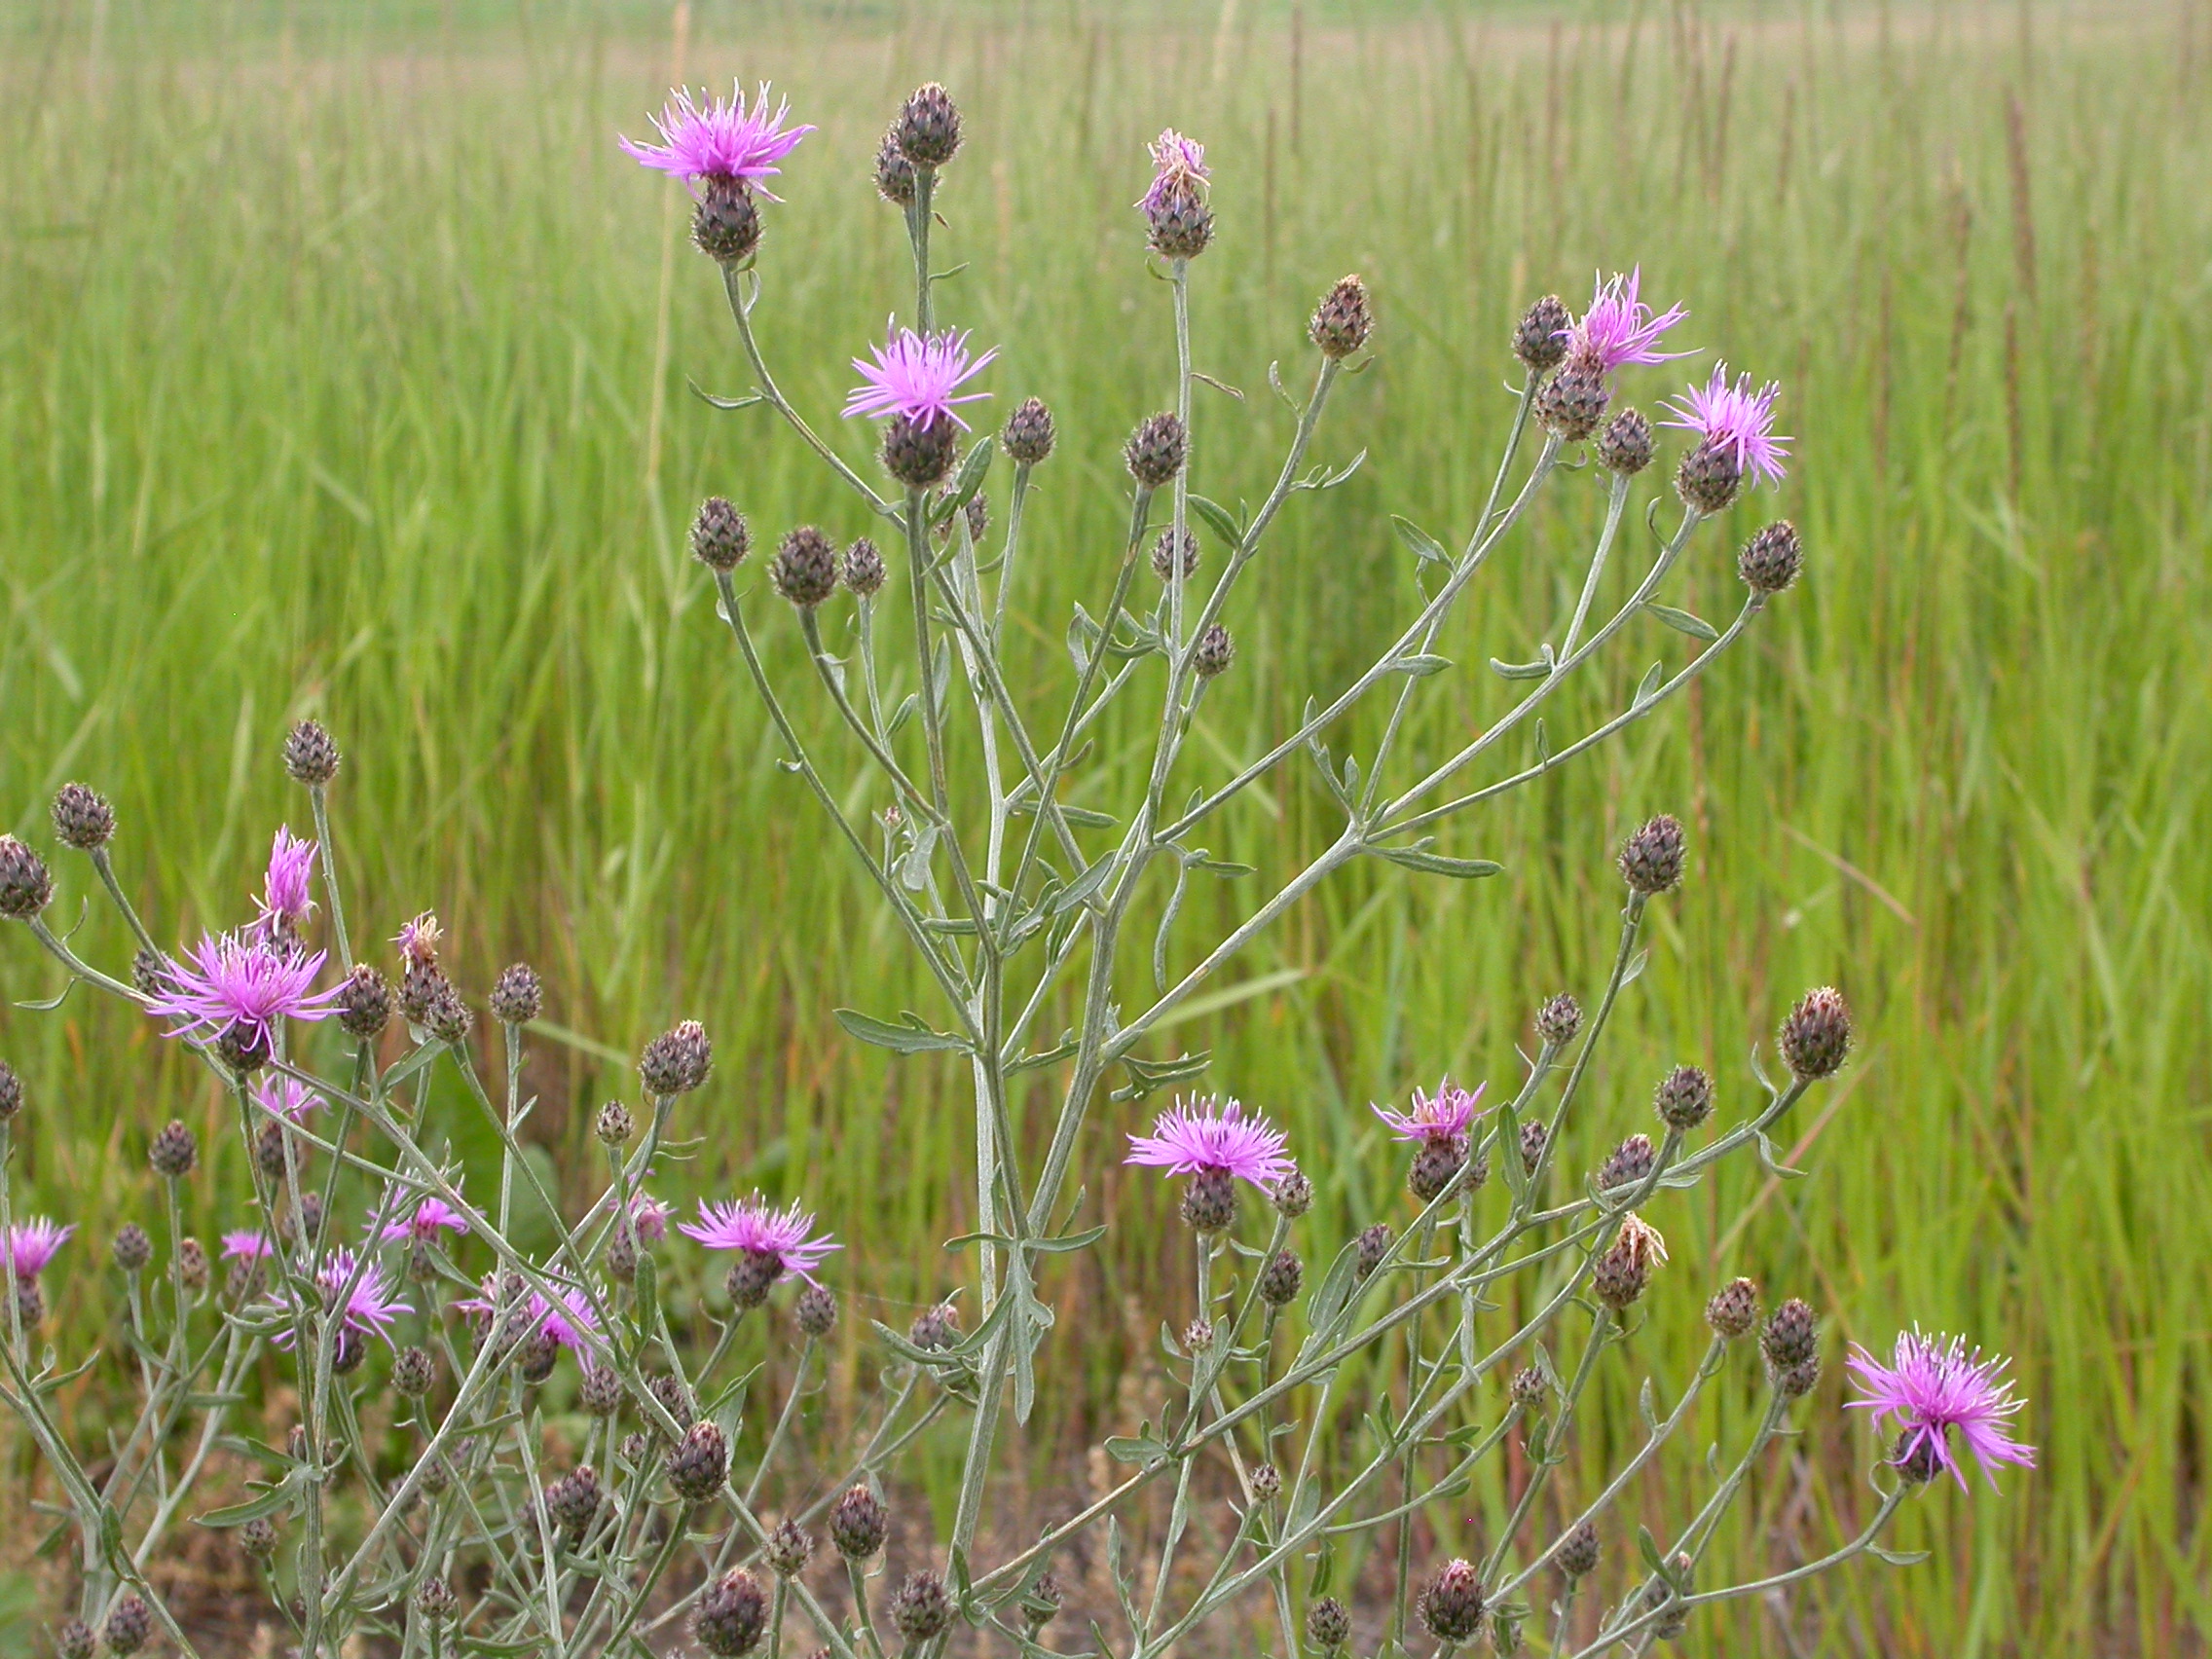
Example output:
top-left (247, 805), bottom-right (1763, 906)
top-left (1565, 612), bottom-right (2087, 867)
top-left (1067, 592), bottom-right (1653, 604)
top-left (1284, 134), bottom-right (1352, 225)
top-left (55, 1619), bottom-right (95, 1659)
top-left (841, 536), bottom-right (887, 599)
top-left (240, 1517), bottom-right (279, 1560)
top-left (907, 1301), bottom-right (959, 1352)
top-left (1181, 1317), bottom-right (1214, 1354)
top-left (417, 1578), bottom-right (458, 1622)
top-left (961, 492), bottom-right (989, 545)
top-left (640, 1019), bottom-right (712, 1095)
top-left (1354, 1222), bottom-right (1393, 1279)
top-left (1598, 1133), bottom-right (1654, 1194)
top-left (767, 1517), bottom-right (814, 1578)
top-left (1597, 407), bottom-right (1654, 475)
top-left (393, 1346), bottom-right (436, 1398)
top-left (338, 963), bottom-right (391, 1040)
top-left (1761, 1297), bottom-right (1819, 1373)
top-left (696, 1568), bottom-right (768, 1656)
top-left (770, 526), bottom-right (839, 608)
top-left (667, 1421), bottom-right (730, 1505)
top-left (0, 1061), bottom-right (21, 1122)
top-left (1654, 1065), bottom-right (1713, 1131)
top-left (1705, 1276), bottom-right (1759, 1340)
top-left (1535, 992), bottom-right (1581, 1046)
top-left (873, 126), bottom-right (916, 205)
top-left (1124, 412), bottom-right (1188, 488)
top-left (883, 413), bottom-right (960, 488)
top-left (891, 1570), bottom-right (955, 1643)
top-left (1151, 526), bottom-right (1199, 581)
top-left (284, 719), bottom-right (343, 787)
top-left (1309, 275), bottom-right (1373, 360)
top-left (112, 1223), bottom-right (152, 1273)
top-left (1535, 344), bottom-right (1611, 441)
top-left (424, 983), bottom-right (473, 1046)
top-left (648, 1373), bottom-right (695, 1429)
top-left (830, 1484), bottom-right (889, 1559)
top-left (692, 176), bottom-right (761, 266)
top-left (1305, 1596), bottom-right (1351, 1653)
top-left (1021, 1572), bottom-right (1064, 1630)
top-left (1519, 1119), bottom-right (1548, 1175)
top-left (1510, 1366), bottom-right (1548, 1409)
top-left (0, 835), bottom-right (55, 919)
top-left (1002, 397), bottom-right (1056, 464)
top-left (149, 1120), bottom-right (198, 1179)
top-left (546, 1465), bottom-right (603, 1537)
top-left (1249, 1461), bottom-right (1282, 1501)
top-left (1180, 1167), bottom-right (1236, 1233)
top-left (1557, 1518), bottom-right (1601, 1579)
top-left (1191, 623), bottom-right (1236, 681)
top-left (1779, 986), bottom-right (1851, 1080)
top-left (102, 1594), bottom-right (153, 1656)
top-left (795, 1281), bottom-right (838, 1338)
top-left (895, 83), bottom-right (962, 167)
top-left (577, 1363), bottom-right (624, 1419)
top-left (1419, 1559), bottom-right (1487, 1643)
top-left (1618, 813), bottom-right (1686, 895)
top-left (1738, 520), bottom-right (1801, 593)
top-left (1271, 1168), bottom-right (1313, 1219)
top-left (1258, 1248), bottom-right (1304, 1307)
top-left (594, 1100), bottom-right (635, 1148)
top-left (490, 962), bottom-right (541, 1025)
top-left (691, 497), bottom-right (751, 571)
top-left (1513, 295), bottom-right (1570, 372)
top-left (1144, 175), bottom-right (1213, 259)
top-left (51, 783), bottom-right (115, 851)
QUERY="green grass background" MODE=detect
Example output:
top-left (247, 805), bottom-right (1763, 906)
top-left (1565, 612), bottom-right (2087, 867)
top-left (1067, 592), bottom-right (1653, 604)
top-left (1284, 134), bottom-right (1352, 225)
top-left (2, 0), bottom-right (2208, 1651)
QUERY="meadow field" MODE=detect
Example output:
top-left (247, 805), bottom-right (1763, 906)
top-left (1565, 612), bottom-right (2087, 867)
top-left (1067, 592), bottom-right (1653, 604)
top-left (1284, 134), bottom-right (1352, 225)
top-left (1, 0), bottom-right (2208, 1650)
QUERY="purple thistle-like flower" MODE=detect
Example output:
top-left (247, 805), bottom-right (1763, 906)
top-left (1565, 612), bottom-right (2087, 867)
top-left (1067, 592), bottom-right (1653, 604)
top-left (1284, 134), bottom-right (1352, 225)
top-left (381, 1198), bottom-right (470, 1244)
top-left (395, 912), bottom-right (443, 967)
top-left (1125, 1096), bottom-right (1294, 1189)
top-left (220, 1231), bottom-right (276, 1263)
top-left (455, 1276), bottom-right (598, 1347)
top-left (1847, 1329), bottom-right (2037, 1491)
top-left (1662, 363), bottom-right (1790, 489)
top-left (276, 1247), bottom-right (413, 1346)
top-left (631, 1193), bottom-right (672, 1244)
top-left (9, 1218), bottom-right (74, 1277)
top-left (1136, 128), bottom-right (1209, 213)
top-left (1373, 1079), bottom-right (1486, 1148)
top-left (680, 1196), bottom-right (840, 1282)
top-left (144, 931), bottom-right (343, 1053)
top-left (257, 827), bottom-right (319, 933)
top-left (1570, 268), bottom-right (1691, 372)
top-left (619, 82), bottom-right (814, 196)
top-left (843, 320), bottom-right (997, 431)
top-left (253, 1077), bottom-right (324, 1124)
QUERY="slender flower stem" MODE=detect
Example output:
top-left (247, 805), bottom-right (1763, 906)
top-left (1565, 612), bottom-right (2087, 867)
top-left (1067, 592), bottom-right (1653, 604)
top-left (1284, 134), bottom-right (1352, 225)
top-left (89, 846), bottom-right (161, 959)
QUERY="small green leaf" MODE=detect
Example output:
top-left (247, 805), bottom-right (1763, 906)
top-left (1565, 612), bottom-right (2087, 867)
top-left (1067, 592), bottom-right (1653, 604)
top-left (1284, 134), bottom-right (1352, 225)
top-left (1489, 655), bottom-right (1552, 682)
top-left (1391, 515), bottom-right (1452, 566)
top-left (833, 1009), bottom-right (973, 1055)
top-left (1188, 495), bottom-right (1244, 548)
top-left (1646, 603), bottom-right (1719, 642)
top-left (1104, 1432), bottom-right (1171, 1466)
top-left (1632, 660), bottom-right (1666, 709)
top-left (1388, 653), bottom-right (1453, 678)
top-left (1868, 1545), bottom-right (1932, 1567)
top-left (1372, 842), bottom-right (1504, 880)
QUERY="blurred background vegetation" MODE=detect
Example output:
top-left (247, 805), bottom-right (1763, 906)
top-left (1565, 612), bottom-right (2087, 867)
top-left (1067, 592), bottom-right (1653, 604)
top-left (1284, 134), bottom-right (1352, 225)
top-left (1, 0), bottom-right (2207, 1651)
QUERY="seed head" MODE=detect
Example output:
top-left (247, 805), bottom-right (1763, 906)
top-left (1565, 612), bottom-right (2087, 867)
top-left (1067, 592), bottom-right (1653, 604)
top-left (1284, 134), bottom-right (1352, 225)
top-left (1675, 435), bottom-right (1745, 515)
top-left (1271, 1168), bottom-right (1313, 1219)
top-left (1598, 1133), bottom-right (1653, 1194)
top-left (1780, 986), bottom-right (1852, 1080)
top-left (1191, 623), bottom-right (1236, 681)
top-left (641, 1018), bottom-right (712, 1095)
top-left (1258, 1248), bottom-right (1304, 1308)
top-left (692, 176), bottom-right (762, 265)
top-left (1419, 1559), bottom-right (1487, 1644)
top-left (667, 1421), bottom-right (730, 1505)
top-left (771, 526), bottom-right (840, 608)
top-left (766, 1517), bottom-right (815, 1578)
top-left (1739, 519), bottom-right (1802, 594)
top-left (336, 964), bottom-right (391, 1040)
top-left (1180, 1166), bottom-right (1236, 1233)
top-left (112, 1224), bottom-right (152, 1273)
top-left (1534, 344), bottom-right (1611, 441)
top-left (383, 1346), bottom-right (436, 1400)
top-left (882, 411), bottom-right (961, 488)
top-left (149, 1120), bottom-right (199, 1179)
top-left (841, 536), bottom-right (887, 598)
top-left (1151, 526), bottom-right (1199, 581)
top-left (1706, 1277), bottom-right (1760, 1340)
top-left (1598, 407), bottom-right (1655, 476)
top-left (594, 1099), bottom-right (635, 1148)
top-left (55, 1620), bottom-right (95, 1659)
top-left (1309, 275), bottom-right (1373, 360)
top-left (51, 783), bottom-right (116, 851)
top-left (1654, 1065), bottom-right (1714, 1131)
top-left (1306, 1596), bottom-right (1351, 1653)
top-left (0, 1062), bottom-right (21, 1123)
top-left (1510, 1366), bottom-right (1548, 1409)
top-left (1618, 813), bottom-right (1686, 895)
top-left (103, 1595), bottom-right (153, 1656)
top-left (830, 1484), bottom-right (889, 1559)
top-left (696, 1568), bottom-right (769, 1656)
top-left (1002, 396), bottom-right (1056, 464)
top-left (1557, 1518), bottom-right (1601, 1578)
top-left (691, 497), bottom-right (751, 571)
top-left (873, 126), bottom-right (916, 204)
top-left (794, 1281), bottom-right (838, 1338)
top-left (490, 962), bottom-right (541, 1025)
top-left (240, 1516), bottom-right (279, 1560)
top-left (284, 719), bottom-right (343, 788)
top-left (890, 1570), bottom-right (955, 1643)
top-left (1513, 295), bottom-right (1570, 372)
top-left (1354, 1222), bottom-right (1393, 1279)
top-left (1593, 1213), bottom-right (1668, 1310)
top-left (0, 835), bottom-right (55, 919)
top-left (1124, 412), bottom-right (1188, 489)
top-left (896, 83), bottom-right (962, 168)
top-left (417, 1578), bottom-right (458, 1623)
top-left (908, 1300), bottom-right (960, 1352)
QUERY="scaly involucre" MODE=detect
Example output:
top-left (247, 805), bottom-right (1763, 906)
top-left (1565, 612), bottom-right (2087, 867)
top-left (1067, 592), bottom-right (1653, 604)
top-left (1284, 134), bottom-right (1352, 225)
top-left (1572, 267), bottom-right (1691, 371)
top-left (679, 1196), bottom-right (840, 1280)
top-left (1847, 1329), bottom-right (2037, 1490)
top-left (843, 320), bottom-right (997, 430)
top-left (145, 932), bottom-right (343, 1051)
top-left (619, 82), bottom-right (814, 193)
top-left (1662, 363), bottom-right (1791, 488)
top-left (1124, 1096), bottom-right (1295, 1188)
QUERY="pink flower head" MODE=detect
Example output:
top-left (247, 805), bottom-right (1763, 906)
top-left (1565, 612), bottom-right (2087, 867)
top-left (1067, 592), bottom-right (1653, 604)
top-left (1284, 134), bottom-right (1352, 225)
top-left (842, 320), bottom-right (997, 431)
top-left (221, 1231), bottom-right (276, 1264)
top-left (1124, 1096), bottom-right (1294, 1189)
top-left (381, 1198), bottom-right (470, 1245)
top-left (277, 1247), bottom-right (413, 1346)
top-left (395, 912), bottom-right (442, 969)
top-left (1846, 1328), bottom-right (2037, 1491)
top-left (457, 1273), bottom-right (595, 1348)
top-left (257, 827), bottom-right (319, 932)
top-left (8, 1218), bottom-right (74, 1277)
top-left (1373, 1079), bottom-right (1486, 1149)
top-left (679, 1195), bottom-right (840, 1282)
top-left (254, 1077), bottom-right (324, 1124)
top-left (1137, 128), bottom-right (1209, 213)
top-left (619, 82), bottom-right (814, 197)
top-left (145, 931), bottom-right (343, 1054)
top-left (630, 1193), bottom-right (672, 1245)
top-left (1571, 268), bottom-right (1691, 372)
top-left (1661, 363), bottom-right (1790, 489)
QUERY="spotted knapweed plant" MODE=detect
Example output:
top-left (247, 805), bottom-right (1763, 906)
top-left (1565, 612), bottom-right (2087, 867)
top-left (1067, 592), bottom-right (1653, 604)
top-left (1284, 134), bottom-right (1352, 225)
top-left (0, 78), bottom-right (2030, 1659)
